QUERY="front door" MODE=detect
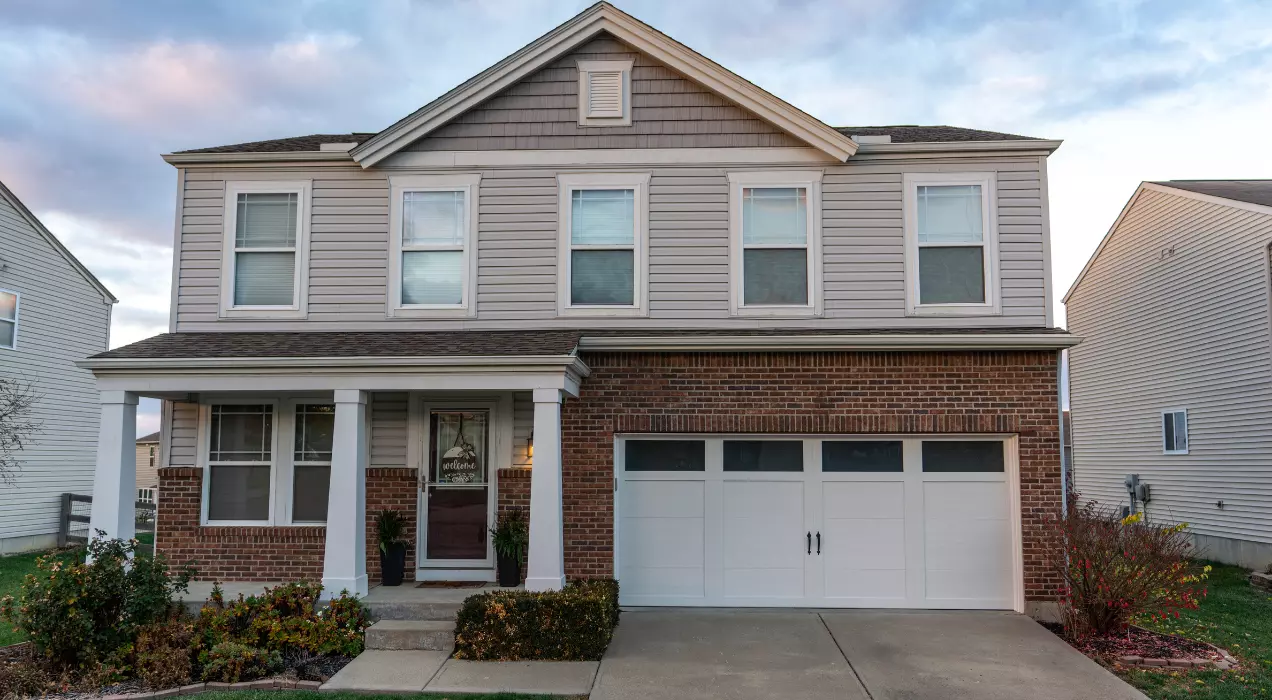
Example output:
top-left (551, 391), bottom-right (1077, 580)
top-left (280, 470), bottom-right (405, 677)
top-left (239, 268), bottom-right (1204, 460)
top-left (421, 409), bottom-right (492, 570)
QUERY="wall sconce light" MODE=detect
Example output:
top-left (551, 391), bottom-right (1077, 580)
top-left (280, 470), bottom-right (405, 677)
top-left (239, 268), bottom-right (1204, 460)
top-left (527, 430), bottom-right (534, 459)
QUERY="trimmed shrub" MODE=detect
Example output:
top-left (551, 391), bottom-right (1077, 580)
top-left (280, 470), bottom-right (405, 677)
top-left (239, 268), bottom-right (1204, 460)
top-left (200, 642), bottom-right (282, 684)
top-left (453, 578), bottom-right (620, 661)
top-left (194, 581), bottom-right (372, 671)
top-left (0, 535), bottom-right (193, 670)
top-left (1041, 497), bottom-right (1209, 637)
top-left (134, 618), bottom-right (194, 689)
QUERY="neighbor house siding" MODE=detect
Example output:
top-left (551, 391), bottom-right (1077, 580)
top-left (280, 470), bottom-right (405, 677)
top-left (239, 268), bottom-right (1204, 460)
top-left (172, 155), bottom-right (1048, 332)
top-left (1067, 188), bottom-right (1272, 544)
top-left (0, 193), bottom-right (111, 551)
top-left (406, 34), bottom-right (803, 152)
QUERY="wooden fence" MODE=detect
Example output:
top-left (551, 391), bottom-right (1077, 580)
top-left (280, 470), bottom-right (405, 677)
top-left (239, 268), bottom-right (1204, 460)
top-left (58, 493), bottom-right (157, 556)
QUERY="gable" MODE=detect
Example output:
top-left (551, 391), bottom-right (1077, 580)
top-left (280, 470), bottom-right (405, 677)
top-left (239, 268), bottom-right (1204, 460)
top-left (407, 33), bottom-right (805, 152)
top-left (0, 182), bottom-right (115, 304)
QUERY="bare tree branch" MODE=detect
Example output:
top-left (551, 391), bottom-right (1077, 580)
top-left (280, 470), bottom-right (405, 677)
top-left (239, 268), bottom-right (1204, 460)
top-left (0, 376), bottom-right (42, 486)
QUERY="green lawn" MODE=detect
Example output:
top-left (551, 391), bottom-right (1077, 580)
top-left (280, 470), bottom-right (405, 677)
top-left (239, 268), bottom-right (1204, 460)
top-left (1121, 562), bottom-right (1272, 699)
top-left (0, 549), bottom-right (45, 646)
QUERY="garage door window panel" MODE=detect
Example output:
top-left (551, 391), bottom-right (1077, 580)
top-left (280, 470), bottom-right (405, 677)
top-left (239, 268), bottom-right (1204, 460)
top-left (723, 441), bottom-right (803, 472)
top-left (822, 441), bottom-right (903, 472)
top-left (625, 440), bottom-right (705, 472)
top-left (921, 441), bottom-right (1004, 472)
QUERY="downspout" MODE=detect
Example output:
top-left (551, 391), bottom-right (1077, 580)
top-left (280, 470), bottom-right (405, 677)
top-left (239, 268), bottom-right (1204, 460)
top-left (1058, 349), bottom-right (1068, 509)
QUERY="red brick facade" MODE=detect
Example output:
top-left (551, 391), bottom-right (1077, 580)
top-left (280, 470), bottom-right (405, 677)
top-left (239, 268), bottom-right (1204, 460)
top-left (158, 466), bottom-right (419, 585)
top-left (157, 350), bottom-right (1062, 602)
top-left (560, 350), bottom-right (1063, 601)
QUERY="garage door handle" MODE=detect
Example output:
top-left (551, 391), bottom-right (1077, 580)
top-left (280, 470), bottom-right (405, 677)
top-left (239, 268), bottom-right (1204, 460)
top-left (806, 531), bottom-right (812, 555)
top-left (816, 531), bottom-right (821, 555)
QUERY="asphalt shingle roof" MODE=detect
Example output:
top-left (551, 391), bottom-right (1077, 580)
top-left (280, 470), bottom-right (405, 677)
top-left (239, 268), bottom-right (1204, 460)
top-left (91, 328), bottom-right (1069, 361)
top-left (136, 431), bottom-right (161, 443)
top-left (175, 125), bottom-right (1041, 155)
top-left (1155, 180), bottom-right (1272, 209)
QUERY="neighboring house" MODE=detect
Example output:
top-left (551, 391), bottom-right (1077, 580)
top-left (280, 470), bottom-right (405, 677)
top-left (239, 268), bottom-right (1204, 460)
top-left (136, 431), bottom-right (160, 502)
top-left (1066, 180), bottom-right (1272, 569)
top-left (0, 180), bottom-right (116, 554)
top-left (78, 3), bottom-right (1076, 616)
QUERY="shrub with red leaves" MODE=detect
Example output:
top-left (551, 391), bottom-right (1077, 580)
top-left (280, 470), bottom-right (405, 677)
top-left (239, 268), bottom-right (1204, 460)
top-left (1041, 496), bottom-right (1209, 637)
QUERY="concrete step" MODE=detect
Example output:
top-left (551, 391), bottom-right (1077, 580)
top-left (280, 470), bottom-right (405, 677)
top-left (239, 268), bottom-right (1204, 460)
top-left (365, 620), bottom-right (456, 651)
top-left (364, 600), bottom-right (462, 622)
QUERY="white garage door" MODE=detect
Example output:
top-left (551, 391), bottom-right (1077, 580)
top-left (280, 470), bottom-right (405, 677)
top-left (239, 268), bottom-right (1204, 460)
top-left (617, 437), bottom-right (1019, 610)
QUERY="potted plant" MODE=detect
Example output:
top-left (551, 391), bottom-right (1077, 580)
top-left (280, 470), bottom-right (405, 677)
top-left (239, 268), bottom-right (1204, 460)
top-left (490, 508), bottom-right (529, 587)
top-left (376, 510), bottom-right (410, 586)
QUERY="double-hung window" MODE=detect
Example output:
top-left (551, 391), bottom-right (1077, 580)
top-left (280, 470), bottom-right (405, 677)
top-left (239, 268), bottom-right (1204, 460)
top-left (389, 174), bottom-right (479, 317)
top-left (557, 173), bottom-right (649, 316)
top-left (1163, 409), bottom-right (1188, 455)
top-left (205, 404), bottom-right (275, 523)
top-left (903, 172), bottom-right (999, 315)
top-left (0, 290), bottom-right (17, 349)
top-left (292, 403), bottom-right (334, 523)
top-left (727, 171), bottom-right (822, 316)
top-left (220, 181), bottom-right (311, 318)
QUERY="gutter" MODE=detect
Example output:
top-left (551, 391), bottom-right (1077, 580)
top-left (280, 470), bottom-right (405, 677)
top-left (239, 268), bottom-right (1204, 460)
top-left (162, 152), bottom-right (356, 165)
top-left (77, 354), bottom-right (591, 375)
top-left (576, 333), bottom-right (1082, 352)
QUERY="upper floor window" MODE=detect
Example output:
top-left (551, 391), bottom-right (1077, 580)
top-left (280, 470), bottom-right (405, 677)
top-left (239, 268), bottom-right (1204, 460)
top-left (0, 290), bottom-right (17, 349)
top-left (388, 174), bottom-right (480, 317)
top-left (903, 172), bottom-right (999, 316)
top-left (727, 171), bottom-right (823, 317)
top-left (220, 181), bottom-right (311, 318)
top-left (577, 59), bottom-right (633, 126)
top-left (1163, 409), bottom-right (1188, 455)
top-left (557, 172), bottom-right (649, 316)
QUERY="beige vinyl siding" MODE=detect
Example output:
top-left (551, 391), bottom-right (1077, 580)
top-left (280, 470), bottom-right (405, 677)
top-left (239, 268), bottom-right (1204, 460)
top-left (512, 391), bottom-right (533, 468)
top-left (408, 34), bottom-right (802, 152)
top-left (174, 155), bottom-right (1048, 331)
top-left (1067, 188), bottom-right (1272, 544)
top-left (0, 195), bottom-right (112, 542)
top-left (167, 401), bottom-right (200, 467)
top-left (135, 442), bottom-right (160, 489)
top-left (370, 392), bottom-right (409, 467)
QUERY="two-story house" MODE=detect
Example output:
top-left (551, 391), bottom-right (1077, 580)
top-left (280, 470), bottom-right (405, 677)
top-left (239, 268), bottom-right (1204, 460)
top-left (79, 3), bottom-right (1076, 616)
top-left (0, 179), bottom-right (115, 554)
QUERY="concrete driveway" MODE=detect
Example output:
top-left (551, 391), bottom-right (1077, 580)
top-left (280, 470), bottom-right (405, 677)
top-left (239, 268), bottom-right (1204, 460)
top-left (591, 610), bottom-right (1146, 700)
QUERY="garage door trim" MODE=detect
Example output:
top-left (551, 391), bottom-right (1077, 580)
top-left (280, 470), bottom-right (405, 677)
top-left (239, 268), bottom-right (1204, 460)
top-left (614, 434), bottom-right (1024, 612)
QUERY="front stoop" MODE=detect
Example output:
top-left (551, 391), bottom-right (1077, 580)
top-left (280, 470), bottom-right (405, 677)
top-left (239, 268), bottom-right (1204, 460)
top-left (365, 620), bottom-right (456, 651)
top-left (362, 600), bottom-right (462, 621)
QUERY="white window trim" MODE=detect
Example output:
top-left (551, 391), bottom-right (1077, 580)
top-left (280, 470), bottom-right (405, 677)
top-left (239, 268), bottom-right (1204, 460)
top-left (197, 399), bottom-right (282, 527)
top-left (577, 59), bottom-right (633, 127)
top-left (0, 288), bottom-right (19, 350)
top-left (388, 173), bottom-right (481, 318)
top-left (727, 170), bottom-right (824, 317)
top-left (1162, 408), bottom-right (1189, 455)
top-left (287, 399), bottom-right (335, 525)
top-left (219, 180), bottom-right (312, 319)
top-left (556, 172), bottom-right (650, 317)
top-left (903, 172), bottom-right (1001, 316)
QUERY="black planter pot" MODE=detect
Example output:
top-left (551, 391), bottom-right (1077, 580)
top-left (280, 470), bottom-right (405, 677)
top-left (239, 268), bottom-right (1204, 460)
top-left (497, 552), bottom-right (522, 587)
top-left (380, 543), bottom-right (407, 586)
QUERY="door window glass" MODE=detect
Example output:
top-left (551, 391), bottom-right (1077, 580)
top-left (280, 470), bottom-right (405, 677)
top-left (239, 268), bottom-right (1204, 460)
top-left (723, 440), bottom-right (803, 472)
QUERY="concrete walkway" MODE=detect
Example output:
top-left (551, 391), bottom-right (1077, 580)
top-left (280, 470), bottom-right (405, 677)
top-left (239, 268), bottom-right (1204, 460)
top-left (323, 651), bottom-right (599, 695)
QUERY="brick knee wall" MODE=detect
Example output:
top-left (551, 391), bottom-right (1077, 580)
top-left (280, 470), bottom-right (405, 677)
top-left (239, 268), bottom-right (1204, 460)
top-left (560, 350), bottom-right (1063, 601)
top-left (157, 467), bottom-right (419, 585)
top-left (496, 468), bottom-right (531, 581)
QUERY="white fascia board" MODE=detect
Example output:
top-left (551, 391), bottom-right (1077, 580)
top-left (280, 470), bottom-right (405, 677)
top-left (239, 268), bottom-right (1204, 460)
top-left (350, 5), bottom-right (856, 166)
top-left (163, 152), bottom-right (356, 165)
top-left (576, 333), bottom-right (1082, 352)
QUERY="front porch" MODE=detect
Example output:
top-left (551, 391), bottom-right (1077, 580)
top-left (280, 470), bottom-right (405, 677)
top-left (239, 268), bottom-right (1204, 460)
top-left (78, 332), bottom-right (590, 598)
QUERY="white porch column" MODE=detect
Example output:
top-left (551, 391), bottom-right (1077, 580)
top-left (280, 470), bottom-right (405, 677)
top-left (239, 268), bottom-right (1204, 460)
top-left (322, 390), bottom-right (368, 597)
top-left (525, 388), bottom-right (565, 591)
top-left (89, 390), bottom-right (138, 546)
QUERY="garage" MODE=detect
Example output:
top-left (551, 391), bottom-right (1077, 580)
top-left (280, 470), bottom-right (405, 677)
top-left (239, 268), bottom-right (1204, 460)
top-left (615, 436), bottom-right (1021, 610)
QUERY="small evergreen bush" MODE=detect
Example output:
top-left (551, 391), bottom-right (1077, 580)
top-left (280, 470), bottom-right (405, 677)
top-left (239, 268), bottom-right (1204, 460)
top-left (0, 535), bottom-right (192, 670)
top-left (200, 642), bottom-right (282, 683)
top-left (453, 578), bottom-right (620, 661)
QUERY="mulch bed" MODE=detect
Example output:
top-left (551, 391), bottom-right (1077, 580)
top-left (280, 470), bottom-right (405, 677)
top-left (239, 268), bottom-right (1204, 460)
top-left (1042, 622), bottom-right (1231, 668)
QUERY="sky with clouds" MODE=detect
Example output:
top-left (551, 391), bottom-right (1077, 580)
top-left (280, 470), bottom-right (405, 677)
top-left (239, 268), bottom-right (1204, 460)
top-left (2, 0), bottom-right (1271, 431)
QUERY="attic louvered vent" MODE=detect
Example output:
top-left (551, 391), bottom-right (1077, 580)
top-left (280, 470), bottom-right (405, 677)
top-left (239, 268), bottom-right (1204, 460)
top-left (578, 59), bottom-right (633, 126)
